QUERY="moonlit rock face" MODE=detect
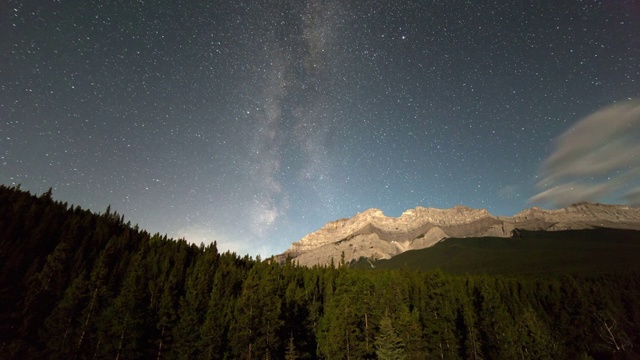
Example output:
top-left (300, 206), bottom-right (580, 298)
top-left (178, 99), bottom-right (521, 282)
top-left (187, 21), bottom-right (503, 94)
top-left (286, 206), bottom-right (493, 256)
top-left (282, 203), bottom-right (640, 267)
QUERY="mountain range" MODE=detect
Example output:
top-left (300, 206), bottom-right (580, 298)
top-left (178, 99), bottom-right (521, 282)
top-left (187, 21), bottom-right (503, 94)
top-left (279, 203), bottom-right (640, 266)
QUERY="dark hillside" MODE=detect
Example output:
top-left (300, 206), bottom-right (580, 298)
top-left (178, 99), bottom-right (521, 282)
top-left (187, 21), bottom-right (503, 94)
top-left (353, 229), bottom-right (640, 276)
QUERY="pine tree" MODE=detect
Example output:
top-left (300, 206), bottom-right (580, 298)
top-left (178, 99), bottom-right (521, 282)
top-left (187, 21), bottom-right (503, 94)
top-left (230, 262), bottom-right (283, 359)
top-left (514, 307), bottom-right (556, 359)
top-left (375, 313), bottom-right (406, 360)
top-left (317, 271), bottom-right (374, 359)
top-left (200, 256), bottom-right (243, 359)
top-left (154, 241), bottom-right (189, 359)
top-left (96, 251), bottom-right (149, 359)
top-left (285, 335), bottom-right (299, 360)
top-left (473, 278), bottom-right (519, 359)
top-left (395, 305), bottom-right (426, 359)
top-left (41, 271), bottom-right (92, 360)
top-left (421, 269), bottom-right (458, 358)
top-left (455, 281), bottom-right (484, 360)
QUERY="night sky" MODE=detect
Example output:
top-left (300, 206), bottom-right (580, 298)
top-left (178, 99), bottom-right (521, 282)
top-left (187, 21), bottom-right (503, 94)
top-left (2, 1), bottom-right (639, 256)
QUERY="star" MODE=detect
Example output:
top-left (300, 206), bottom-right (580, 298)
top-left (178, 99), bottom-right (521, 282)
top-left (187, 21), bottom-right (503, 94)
top-left (1, 0), bottom-right (638, 256)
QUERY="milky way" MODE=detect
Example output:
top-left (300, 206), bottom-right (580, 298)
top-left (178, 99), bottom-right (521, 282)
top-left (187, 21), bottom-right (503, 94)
top-left (2, 1), bottom-right (639, 256)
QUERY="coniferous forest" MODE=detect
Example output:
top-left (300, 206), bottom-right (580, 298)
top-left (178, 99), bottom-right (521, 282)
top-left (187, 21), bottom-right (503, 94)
top-left (1, 184), bottom-right (639, 359)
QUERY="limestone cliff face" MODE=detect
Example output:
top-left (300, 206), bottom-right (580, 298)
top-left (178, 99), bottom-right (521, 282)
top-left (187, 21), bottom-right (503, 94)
top-left (508, 203), bottom-right (640, 230)
top-left (282, 203), bottom-right (640, 267)
top-left (286, 208), bottom-right (386, 256)
top-left (287, 206), bottom-right (494, 255)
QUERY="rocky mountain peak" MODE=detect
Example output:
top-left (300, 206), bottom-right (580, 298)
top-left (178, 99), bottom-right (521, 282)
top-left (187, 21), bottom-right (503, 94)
top-left (281, 203), bottom-right (640, 267)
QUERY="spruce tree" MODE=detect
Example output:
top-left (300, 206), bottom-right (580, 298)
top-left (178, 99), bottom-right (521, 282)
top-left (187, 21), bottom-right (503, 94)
top-left (285, 335), bottom-right (299, 360)
top-left (375, 313), bottom-right (406, 360)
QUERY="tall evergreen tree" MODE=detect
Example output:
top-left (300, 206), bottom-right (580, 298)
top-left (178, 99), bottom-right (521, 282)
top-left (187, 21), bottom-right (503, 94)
top-left (285, 334), bottom-right (299, 360)
top-left (375, 313), bottom-right (406, 360)
top-left (96, 251), bottom-right (149, 360)
top-left (421, 270), bottom-right (459, 358)
top-left (200, 254), bottom-right (244, 359)
top-left (318, 271), bottom-right (375, 359)
top-left (41, 271), bottom-right (92, 360)
top-left (230, 261), bottom-right (284, 359)
top-left (172, 244), bottom-right (218, 359)
top-left (395, 305), bottom-right (426, 359)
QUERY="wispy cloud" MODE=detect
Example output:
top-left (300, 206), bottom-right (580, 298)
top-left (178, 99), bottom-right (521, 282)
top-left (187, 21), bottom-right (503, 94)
top-left (531, 99), bottom-right (640, 207)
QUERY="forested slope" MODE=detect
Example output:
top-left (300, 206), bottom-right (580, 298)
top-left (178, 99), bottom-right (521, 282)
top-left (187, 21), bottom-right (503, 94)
top-left (1, 185), bottom-right (639, 359)
top-left (355, 229), bottom-right (640, 276)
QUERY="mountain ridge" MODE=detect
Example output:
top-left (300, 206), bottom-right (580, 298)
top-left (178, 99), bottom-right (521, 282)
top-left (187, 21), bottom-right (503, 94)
top-left (280, 202), bottom-right (640, 266)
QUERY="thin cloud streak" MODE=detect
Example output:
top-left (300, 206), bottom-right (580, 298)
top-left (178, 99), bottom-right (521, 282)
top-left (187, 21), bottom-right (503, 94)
top-left (531, 99), bottom-right (640, 207)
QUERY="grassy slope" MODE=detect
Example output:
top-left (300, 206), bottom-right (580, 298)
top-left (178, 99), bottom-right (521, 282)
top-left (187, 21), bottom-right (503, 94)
top-left (352, 228), bottom-right (640, 276)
